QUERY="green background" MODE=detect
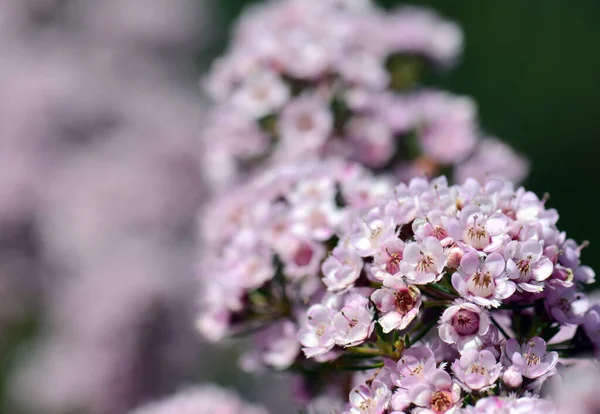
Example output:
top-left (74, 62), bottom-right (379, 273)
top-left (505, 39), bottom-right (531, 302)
top-left (205, 0), bottom-right (600, 283)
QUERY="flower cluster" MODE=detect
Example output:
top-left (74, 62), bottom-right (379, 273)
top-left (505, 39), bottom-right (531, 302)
top-left (196, 158), bottom-right (391, 370)
top-left (290, 176), bottom-right (597, 412)
top-left (201, 0), bottom-right (528, 191)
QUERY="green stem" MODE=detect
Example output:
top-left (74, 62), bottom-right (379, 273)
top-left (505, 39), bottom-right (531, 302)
top-left (411, 318), bottom-right (438, 345)
top-left (490, 315), bottom-right (510, 339)
top-left (346, 346), bottom-right (390, 357)
top-left (422, 300), bottom-right (450, 309)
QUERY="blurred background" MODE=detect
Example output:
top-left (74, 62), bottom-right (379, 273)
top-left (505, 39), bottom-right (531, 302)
top-left (0, 0), bottom-right (599, 413)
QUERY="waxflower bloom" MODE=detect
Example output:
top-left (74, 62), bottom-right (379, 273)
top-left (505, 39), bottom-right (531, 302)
top-left (322, 245), bottom-right (364, 291)
top-left (372, 239), bottom-right (406, 281)
top-left (371, 278), bottom-right (421, 333)
top-left (503, 337), bottom-right (558, 380)
top-left (438, 300), bottom-right (491, 351)
top-left (505, 240), bottom-right (554, 293)
top-left (400, 237), bottom-right (447, 284)
top-left (451, 349), bottom-right (502, 391)
top-left (332, 302), bottom-right (375, 347)
top-left (544, 284), bottom-right (589, 325)
top-left (298, 304), bottom-right (337, 358)
top-left (344, 380), bottom-right (391, 414)
top-left (452, 251), bottom-right (515, 307)
top-left (407, 368), bottom-right (461, 413)
top-left (200, 0), bottom-right (527, 191)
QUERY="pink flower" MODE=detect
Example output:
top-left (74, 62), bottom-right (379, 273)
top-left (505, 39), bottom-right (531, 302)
top-left (279, 94), bottom-right (333, 156)
top-left (127, 385), bottom-right (269, 414)
top-left (505, 240), bottom-right (554, 293)
top-left (544, 284), bottom-right (589, 324)
top-left (438, 300), bottom-right (490, 351)
top-left (503, 337), bottom-right (558, 379)
top-left (395, 346), bottom-right (437, 384)
top-left (344, 380), bottom-right (391, 414)
top-left (412, 210), bottom-right (458, 246)
top-left (372, 239), bottom-right (405, 281)
top-left (452, 251), bottom-right (515, 307)
top-left (279, 238), bottom-right (326, 280)
top-left (451, 349), bottom-right (502, 391)
top-left (332, 302), bottom-right (375, 347)
top-left (458, 205), bottom-right (508, 251)
top-left (584, 305), bottom-right (600, 349)
top-left (322, 246), bottom-right (365, 291)
top-left (298, 304), bottom-right (336, 358)
top-left (467, 396), bottom-right (556, 414)
top-left (371, 278), bottom-right (421, 333)
top-left (290, 201), bottom-right (340, 241)
top-left (455, 138), bottom-right (530, 185)
top-left (229, 70), bottom-right (290, 119)
top-left (415, 91), bottom-right (478, 165)
top-left (346, 116), bottom-right (395, 168)
top-left (407, 368), bottom-right (461, 414)
top-left (242, 320), bottom-right (300, 371)
top-left (350, 207), bottom-right (396, 257)
top-left (400, 237), bottom-right (447, 284)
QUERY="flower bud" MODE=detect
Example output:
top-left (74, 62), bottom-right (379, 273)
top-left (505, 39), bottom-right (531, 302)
top-left (503, 367), bottom-right (523, 388)
top-left (446, 246), bottom-right (464, 269)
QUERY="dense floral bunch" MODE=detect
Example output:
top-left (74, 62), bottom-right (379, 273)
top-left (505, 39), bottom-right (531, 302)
top-left (196, 158), bottom-right (392, 369)
top-left (292, 176), bottom-right (597, 413)
top-left (201, 0), bottom-right (528, 190)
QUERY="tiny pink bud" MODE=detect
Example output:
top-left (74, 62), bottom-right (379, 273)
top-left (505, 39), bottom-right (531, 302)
top-left (447, 246), bottom-right (464, 269)
top-left (502, 367), bottom-right (523, 388)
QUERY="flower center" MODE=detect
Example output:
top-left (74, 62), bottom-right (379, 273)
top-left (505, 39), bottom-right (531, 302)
top-left (431, 390), bottom-right (453, 413)
top-left (394, 288), bottom-right (417, 315)
top-left (416, 252), bottom-right (435, 273)
top-left (452, 309), bottom-right (479, 335)
top-left (433, 225), bottom-right (448, 240)
top-left (293, 244), bottom-right (314, 267)
top-left (516, 255), bottom-right (533, 278)
top-left (523, 351), bottom-right (541, 366)
top-left (296, 113), bottom-right (315, 131)
top-left (467, 362), bottom-right (486, 375)
top-left (386, 251), bottom-right (402, 274)
top-left (467, 270), bottom-right (495, 298)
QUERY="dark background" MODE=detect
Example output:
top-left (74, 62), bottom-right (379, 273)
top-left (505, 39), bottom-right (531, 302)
top-left (206, 0), bottom-right (600, 284)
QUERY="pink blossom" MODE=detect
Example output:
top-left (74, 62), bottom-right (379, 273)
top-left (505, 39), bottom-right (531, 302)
top-left (371, 278), bottom-right (421, 333)
top-left (503, 337), bottom-right (558, 379)
top-left (451, 349), bottom-right (502, 391)
top-left (438, 300), bottom-right (490, 351)
top-left (407, 368), bottom-right (461, 413)
top-left (452, 251), bottom-right (515, 307)
top-left (395, 346), bottom-right (437, 385)
top-left (455, 138), bottom-right (530, 185)
top-left (467, 396), bottom-right (556, 414)
top-left (400, 237), bottom-right (447, 284)
top-left (583, 305), bottom-right (600, 349)
top-left (241, 320), bottom-right (300, 371)
top-left (279, 94), bottom-right (333, 156)
top-left (229, 70), bottom-right (290, 119)
top-left (505, 240), bottom-right (554, 293)
top-left (344, 380), bottom-right (391, 414)
top-left (332, 302), bottom-right (375, 347)
top-left (544, 284), bottom-right (589, 324)
top-left (372, 239), bottom-right (406, 281)
top-left (322, 246), bottom-right (364, 291)
top-left (458, 205), bottom-right (508, 251)
top-left (298, 304), bottom-right (337, 358)
top-left (127, 385), bottom-right (269, 414)
top-left (350, 207), bottom-right (397, 257)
